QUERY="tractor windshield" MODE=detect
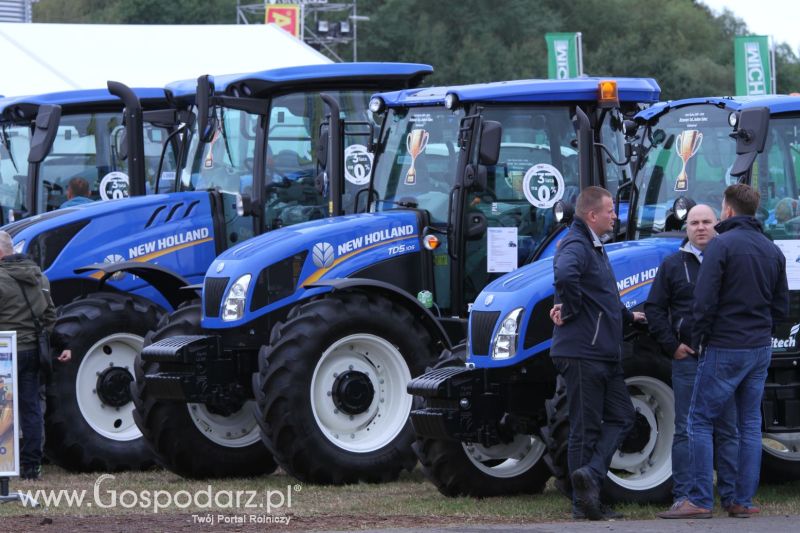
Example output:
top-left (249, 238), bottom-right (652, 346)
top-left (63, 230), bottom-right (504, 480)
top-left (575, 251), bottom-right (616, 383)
top-left (635, 105), bottom-right (800, 240)
top-left (35, 111), bottom-right (175, 214)
top-left (372, 106), bottom-right (464, 224)
top-left (0, 122), bottom-right (31, 223)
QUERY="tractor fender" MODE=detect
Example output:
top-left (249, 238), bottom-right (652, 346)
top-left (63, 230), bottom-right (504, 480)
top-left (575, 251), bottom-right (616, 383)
top-left (74, 261), bottom-right (200, 309)
top-left (306, 278), bottom-right (454, 350)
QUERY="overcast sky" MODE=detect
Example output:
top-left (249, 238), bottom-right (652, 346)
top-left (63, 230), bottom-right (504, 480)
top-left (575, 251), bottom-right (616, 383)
top-left (701, 0), bottom-right (800, 55)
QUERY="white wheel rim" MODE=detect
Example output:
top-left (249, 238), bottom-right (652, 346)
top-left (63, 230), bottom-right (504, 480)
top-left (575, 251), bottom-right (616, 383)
top-left (462, 434), bottom-right (547, 479)
top-left (763, 432), bottom-right (800, 462)
top-left (608, 375), bottom-right (675, 491)
top-left (310, 333), bottom-right (412, 453)
top-left (187, 401), bottom-right (261, 448)
top-left (75, 333), bottom-right (143, 442)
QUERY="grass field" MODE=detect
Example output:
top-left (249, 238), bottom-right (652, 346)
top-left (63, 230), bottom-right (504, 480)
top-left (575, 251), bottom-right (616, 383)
top-left (3, 466), bottom-right (800, 527)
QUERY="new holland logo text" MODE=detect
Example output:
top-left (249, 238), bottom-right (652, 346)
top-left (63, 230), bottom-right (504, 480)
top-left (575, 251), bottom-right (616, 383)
top-left (312, 242), bottom-right (334, 268)
top-left (128, 228), bottom-right (210, 259)
top-left (337, 225), bottom-right (415, 256)
top-left (772, 323), bottom-right (800, 350)
top-left (617, 267), bottom-right (658, 293)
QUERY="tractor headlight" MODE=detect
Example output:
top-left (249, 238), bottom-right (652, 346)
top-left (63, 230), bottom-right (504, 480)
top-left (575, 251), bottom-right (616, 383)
top-left (221, 274), bottom-right (252, 322)
top-left (13, 240), bottom-right (25, 254)
top-left (491, 307), bottom-right (524, 360)
top-left (444, 93), bottom-right (459, 110)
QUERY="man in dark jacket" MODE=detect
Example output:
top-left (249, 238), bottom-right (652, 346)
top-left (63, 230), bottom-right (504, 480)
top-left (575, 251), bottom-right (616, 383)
top-left (659, 184), bottom-right (789, 519)
top-left (550, 186), bottom-right (645, 520)
top-left (0, 230), bottom-right (70, 480)
top-left (646, 204), bottom-right (738, 511)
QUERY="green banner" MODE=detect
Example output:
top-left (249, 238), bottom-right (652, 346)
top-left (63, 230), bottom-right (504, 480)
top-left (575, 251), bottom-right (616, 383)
top-left (734, 35), bottom-right (774, 96)
top-left (546, 32), bottom-right (583, 79)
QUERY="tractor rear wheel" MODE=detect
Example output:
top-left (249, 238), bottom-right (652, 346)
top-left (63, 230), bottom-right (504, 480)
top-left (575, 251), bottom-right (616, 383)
top-left (131, 302), bottom-right (276, 478)
top-left (254, 290), bottom-right (436, 484)
top-left (45, 292), bottom-right (163, 471)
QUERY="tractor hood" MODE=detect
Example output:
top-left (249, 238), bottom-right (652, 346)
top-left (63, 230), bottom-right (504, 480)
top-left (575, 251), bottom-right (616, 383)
top-left (4, 192), bottom-right (219, 308)
top-left (467, 237), bottom-right (682, 368)
top-left (202, 210), bottom-right (422, 329)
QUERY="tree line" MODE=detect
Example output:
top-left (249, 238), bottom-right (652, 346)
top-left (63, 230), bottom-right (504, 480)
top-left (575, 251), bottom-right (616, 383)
top-left (33, 0), bottom-right (800, 99)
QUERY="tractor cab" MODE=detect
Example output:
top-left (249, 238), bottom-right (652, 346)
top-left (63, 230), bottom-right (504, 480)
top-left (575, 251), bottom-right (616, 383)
top-left (369, 78), bottom-right (660, 320)
top-left (0, 87), bottom-right (181, 223)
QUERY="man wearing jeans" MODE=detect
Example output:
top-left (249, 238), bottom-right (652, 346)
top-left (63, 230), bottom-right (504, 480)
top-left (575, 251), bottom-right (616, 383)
top-left (659, 184), bottom-right (789, 519)
top-left (550, 186), bottom-right (646, 520)
top-left (647, 204), bottom-right (738, 511)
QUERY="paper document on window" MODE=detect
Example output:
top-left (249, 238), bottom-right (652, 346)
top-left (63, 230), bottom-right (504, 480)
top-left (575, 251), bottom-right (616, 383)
top-left (775, 240), bottom-right (800, 290)
top-left (487, 227), bottom-right (518, 273)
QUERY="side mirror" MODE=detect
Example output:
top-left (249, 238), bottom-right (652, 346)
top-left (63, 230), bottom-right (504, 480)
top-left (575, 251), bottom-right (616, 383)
top-left (575, 106), bottom-right (594, 189)
top-left (316, 127), bottom-right (329, 169)
top-left (730, 106), bottom-right (769, 178)
top-left (478, 120), bottom-right (502, 166)
top-left (28, 104), bottom-right (61, 164)
top-left (196, 75), bottom-right (217, 143)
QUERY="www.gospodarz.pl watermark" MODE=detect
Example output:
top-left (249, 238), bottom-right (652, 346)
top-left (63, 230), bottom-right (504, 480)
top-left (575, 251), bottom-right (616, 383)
top-left (18, 473), bottom-right (298, 521)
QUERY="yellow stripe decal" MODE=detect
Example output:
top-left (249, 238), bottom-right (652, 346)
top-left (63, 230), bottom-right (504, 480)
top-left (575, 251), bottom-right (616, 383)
top-left (619, 278), bottom-right (654, 296)
top-left (301, 235), bottom-right (418, 287)
top-left (89, 237), bottom-right (214, 279)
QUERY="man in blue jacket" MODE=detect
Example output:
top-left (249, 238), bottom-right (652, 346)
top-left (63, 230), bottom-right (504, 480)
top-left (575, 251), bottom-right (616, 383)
top-left (550, 186), bottom-right (645, 520)
top-left (659, 184), bottom-right (789, 519)
top-left (646, 204), bottom-right (738, 512)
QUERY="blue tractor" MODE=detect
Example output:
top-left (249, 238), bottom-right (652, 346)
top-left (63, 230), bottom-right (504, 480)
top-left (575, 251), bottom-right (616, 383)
top-left (139, 77), bottom-right (660, 485)
top-left (409, 95), bottom-right (800, 502)
top-left (4, 63), bottom-right (432, 474)
top-left (0, 86), bottom-right (182, 224)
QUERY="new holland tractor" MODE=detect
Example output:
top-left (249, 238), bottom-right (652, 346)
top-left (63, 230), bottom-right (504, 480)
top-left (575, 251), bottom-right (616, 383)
top-left (0, 86), bottom-right (180, 225)
top-left (4, 63), bottom-right (432, 474)
top-left (138, 77), bottom-right (660, 485)
top-left (409, 95), bottom-right (800, 503)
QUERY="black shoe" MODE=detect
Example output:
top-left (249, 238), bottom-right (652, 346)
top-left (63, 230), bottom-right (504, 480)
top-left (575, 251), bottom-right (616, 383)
top-left (570, 467), bottom-right (603, 520)
top-left (20, 465), bottom-right (41, 480)
top-left (573, 504), bottom-right (623, 520)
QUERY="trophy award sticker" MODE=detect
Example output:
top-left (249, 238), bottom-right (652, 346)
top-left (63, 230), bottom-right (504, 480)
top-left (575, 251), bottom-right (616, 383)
top-left (674, 129), bottom-right (703, 192)
top-left (344, 144), bottom-right (373, 186)
top-left (522, 163), bottom-right (565, 208)
top-left (99, 171), bottom-right (130, 201)
top-left (405, 129), bottom-right (429, 185)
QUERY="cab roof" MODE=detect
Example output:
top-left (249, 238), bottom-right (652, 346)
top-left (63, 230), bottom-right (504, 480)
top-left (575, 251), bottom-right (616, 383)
top-left (166, 62), bottom-right (433, 101)
top-left (0, 87), bottom-right (168, 122)
top-left (376, 77), bottom-right (661, 107)
top-left (635, 95), bottom-right (800, 122)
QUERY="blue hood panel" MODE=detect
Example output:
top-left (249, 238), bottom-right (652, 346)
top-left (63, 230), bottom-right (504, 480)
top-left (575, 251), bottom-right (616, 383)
top-left (468, 237), bottom-right (682, 368)
top-left (203, 211), bottom-right (421, 329)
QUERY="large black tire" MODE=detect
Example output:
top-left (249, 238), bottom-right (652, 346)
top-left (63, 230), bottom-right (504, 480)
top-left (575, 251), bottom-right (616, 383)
top-left (412, 345), bottom-right (552, 497)
top-left (761, 435), bottom-right (800, 483)
top-left (131, 302), bottom-right (276, 478)
top-left (254, 291), bottom-right (438, 484)
top-left (543, 346), bottom-right (675, 504)
top-left (45, 292), bottom-right (164, 471)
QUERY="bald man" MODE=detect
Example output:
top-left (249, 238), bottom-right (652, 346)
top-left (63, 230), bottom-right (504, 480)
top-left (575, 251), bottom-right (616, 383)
top-left (646, 205), bottom-right (738, 515)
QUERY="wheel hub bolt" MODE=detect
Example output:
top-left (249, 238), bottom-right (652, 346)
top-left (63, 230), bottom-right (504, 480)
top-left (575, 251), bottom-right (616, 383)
top-left (459, 398), bottom-right (470, 409)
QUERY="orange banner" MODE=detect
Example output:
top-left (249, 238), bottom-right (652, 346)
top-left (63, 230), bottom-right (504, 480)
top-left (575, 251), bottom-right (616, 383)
top-left (266, 5), bottom-right (301, 38)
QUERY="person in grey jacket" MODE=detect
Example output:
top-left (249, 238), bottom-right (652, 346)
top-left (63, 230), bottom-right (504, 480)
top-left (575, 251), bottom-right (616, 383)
top-left (0, 230), bottom-right (70, 480)
top-left (550, 186), bottom-right (645, 520)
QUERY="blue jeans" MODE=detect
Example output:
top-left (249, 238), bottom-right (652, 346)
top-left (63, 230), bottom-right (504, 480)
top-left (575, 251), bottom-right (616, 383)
top-left (672, 356), bottom-right (738, 504)
top-left (552, 357), bottom-right (635, 503)
top-left (688, 346), bottom-right (771, 510)
top-left (18, 348), bottom-right (44, 468)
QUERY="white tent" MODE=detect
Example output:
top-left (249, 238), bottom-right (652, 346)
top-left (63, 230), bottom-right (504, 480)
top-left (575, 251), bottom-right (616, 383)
top-left (0, 23), bottom-right (332, 96)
